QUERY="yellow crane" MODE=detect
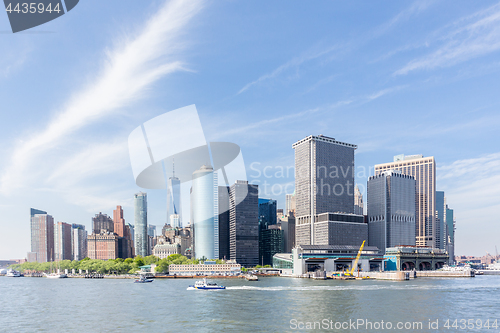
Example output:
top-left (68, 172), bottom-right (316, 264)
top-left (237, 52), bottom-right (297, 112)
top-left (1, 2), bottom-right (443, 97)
top-left (346, 240), bottom-right (366, 276)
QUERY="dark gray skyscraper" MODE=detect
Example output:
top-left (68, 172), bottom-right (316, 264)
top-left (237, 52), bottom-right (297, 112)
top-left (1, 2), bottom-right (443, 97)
top-left (435, 191), bottom-right (446, 250)
top-left (367, 170), bottom-right (416, 253)
top-left (293, 135), bottom-right (358, 245)
top-left (134, 192), bottom-right (148, 257)
top-left (229, 181), bottom-right (258, 267)
top-left (218, 185), bottom-right (230, 260)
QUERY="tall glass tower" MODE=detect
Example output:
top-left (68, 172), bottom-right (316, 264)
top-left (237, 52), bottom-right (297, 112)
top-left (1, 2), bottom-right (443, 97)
top-left (166, 162), bottom-right (182, 228)
top-left (192, 165), bottom-right (218, 260)
top-left (134, 192), bottom-right (148, 257)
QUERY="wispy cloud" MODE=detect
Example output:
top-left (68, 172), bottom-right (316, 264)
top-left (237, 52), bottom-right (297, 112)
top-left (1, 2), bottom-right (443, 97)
top-left (375, 0), bottom-right (436, 36)
top-left (0, 0), bottom-right (203, 195)
top-left (395, 2), bottom-right (500, 75)
top-left (237, 45), bottom-right (341, 95)
top-left (366, 85), bottom-right (407, 100)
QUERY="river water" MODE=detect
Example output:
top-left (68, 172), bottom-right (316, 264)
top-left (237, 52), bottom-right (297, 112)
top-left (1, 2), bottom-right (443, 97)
top-left (1, 275), bottom-right (499, 332)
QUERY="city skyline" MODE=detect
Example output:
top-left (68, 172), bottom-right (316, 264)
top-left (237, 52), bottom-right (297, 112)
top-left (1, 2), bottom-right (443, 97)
top-left (2, 0), bottom-right (500, 258)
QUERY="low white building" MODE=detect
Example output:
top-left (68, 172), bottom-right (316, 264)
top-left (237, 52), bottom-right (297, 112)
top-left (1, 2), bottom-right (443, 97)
top-left (169, 261), bottom-right (241, 276)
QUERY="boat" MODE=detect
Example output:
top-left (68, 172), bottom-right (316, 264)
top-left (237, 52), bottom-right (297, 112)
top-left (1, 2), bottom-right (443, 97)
top-left (134, 275), bottom-right (154, 283)
top-left (45, 273), bottom-right (68, 279)
top-left (187, 278), bottom-right (225, 290)
top-left (246, 274), bottom-right (259, 281)
top-left (6, 269), bottom-right (22, 277)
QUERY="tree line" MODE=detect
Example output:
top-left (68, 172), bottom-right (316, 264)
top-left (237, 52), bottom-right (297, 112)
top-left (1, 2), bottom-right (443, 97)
top-left (10, 254), bottom-right (226, 274)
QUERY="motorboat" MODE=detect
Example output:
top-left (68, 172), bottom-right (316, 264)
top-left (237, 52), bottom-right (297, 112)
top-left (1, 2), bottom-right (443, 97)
top-left (134, 275), bottom-right (153, 283)
top-left (187, 278), bottom-right (225, 290)
top-left (246, 274), bottom-right (259, 281)
top-left (6, 269), bottom-right (22, 277)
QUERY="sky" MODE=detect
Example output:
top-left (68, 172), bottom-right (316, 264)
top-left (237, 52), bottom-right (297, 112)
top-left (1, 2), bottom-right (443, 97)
top-left (1, 0), bottom-right (500, 259)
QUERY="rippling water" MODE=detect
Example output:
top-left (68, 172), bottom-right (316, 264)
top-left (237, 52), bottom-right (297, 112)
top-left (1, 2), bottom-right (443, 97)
top-left (1, 275), bottom-right (500, 332)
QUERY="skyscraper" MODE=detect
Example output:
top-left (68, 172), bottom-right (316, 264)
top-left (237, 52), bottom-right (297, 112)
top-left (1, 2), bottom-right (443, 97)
top-left (71, 224), bottom-right (87, 261)
top-left (293, 135), bottom-right (362, 246)
top-left (218, 185), bottom-right (230, 260)
top-left (230, 180), bottom-right (259, 267)
top-left (54, 222), bottom-right (72, 261)
top-left (258, 198), bottom-right (277, 229)
top-left (285, 193), bottom-right (296, 216)
top-left (367, 170), bottom-right (416, 253)
top-left (134, 192), bottom-right (148, 257)
top-left (166, 162), bottom-right (182, 228)
top-left (445, 203), bottom-right (455, 265)
top-left (191, 165), bottom-right (219, 260)
top-left (435, 191), bottom-right (446, 250)
top-left (29, 208), bottom-right (47, 262)
top-left (354, 185), bottom-right (364, 215)
top-left (375, 154), bottom-right (436, 248)
top-left (30, 211), bottom-right (54, 263)
top-left (113, 205), bottom-right (125, 237)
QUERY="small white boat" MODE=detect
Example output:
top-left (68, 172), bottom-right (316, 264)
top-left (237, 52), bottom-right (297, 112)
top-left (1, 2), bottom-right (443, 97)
top-left (45, 273), bottom-right (68, 279)
top-left (6, 269), bottom-right (22, 277)
top-left (187, 278), bottom-right (225, 290)
top-left (246, 274), bottom-right (259, 281)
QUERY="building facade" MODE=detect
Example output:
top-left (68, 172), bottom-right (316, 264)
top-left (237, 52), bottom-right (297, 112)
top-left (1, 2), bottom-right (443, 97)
top-left (218, 185), bottom-right (231, 260)
top-left (169, 261), bottom-right (241, 276)
top-left (30, 211), bottom-right (54, 263)
top-left (375, 154), bottom-right (436, 248)
top-left (87, 231), bottom-right (119, 260)
top-left (293, 135), bottom-right (359, 246)
top-left (29, 208), bottom-right (48, 262)
top-left (259, 225), bottom-right (284, 266)
top-left (54, 222), bottom-right (72, 261)
top-left (192, 165), bottom-right (219, 260)
top-left (230, 181), bottom-right (259, 267)
top-left (354, 185), bottom-right (364, 215)
top-left (71, 224), bottom-right (87, 261)
top-left (367, 170), bottom-right (416, 254)
top-left (166, 168), bottom-right (182, 228)
top-left (134, 192), bottom-right (148, 257)
top-left (435, 191), bottom-right (446, 250)
top-left (285, 193), bottom-right (296, 216)
top-left (92, 212), bottom-right (114, 234)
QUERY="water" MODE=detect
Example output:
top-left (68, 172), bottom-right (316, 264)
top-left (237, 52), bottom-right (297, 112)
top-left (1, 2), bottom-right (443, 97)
top-left (1, 276), bottom-right (500, 332)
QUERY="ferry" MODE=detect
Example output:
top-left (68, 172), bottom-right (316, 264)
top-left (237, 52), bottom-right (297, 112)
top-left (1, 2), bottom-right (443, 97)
top-left (187, 278), bottom-right (225, 290)
top-left (6, 269), bottom-right (22, 277)
top-left (45, 273), bottom-right (68, 279)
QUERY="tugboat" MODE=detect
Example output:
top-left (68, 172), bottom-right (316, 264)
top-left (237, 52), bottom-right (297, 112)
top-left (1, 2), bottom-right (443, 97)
top-left (187, 278), bottom-right (225, 290)
top-left (134, 275), bottom-right (154, 283)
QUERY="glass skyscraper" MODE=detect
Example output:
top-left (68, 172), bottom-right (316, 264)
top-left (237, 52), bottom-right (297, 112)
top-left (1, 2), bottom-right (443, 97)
top-left (134, 192), bottom-right (148, 257)
top-left (166, 168), bottom-right (182, 228)
top-left (367, 170), bottom-right (416, 254)
top-left (192, 165), bottom-right (219, 260)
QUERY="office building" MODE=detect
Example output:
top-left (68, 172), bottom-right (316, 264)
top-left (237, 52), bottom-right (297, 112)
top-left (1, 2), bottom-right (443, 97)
top-left (285, 193), bottom-right (296, 216)
top-left (375, 154), bottom-right (436, 247)
top-left (435, 191), bottom-right (446, 250)
top-left (166, 163), bottom-right (182, 228)
top-left (54, 222), bottom-right (72, 261)
top-left (134, 192), bottom-right (148, 257)
top-left (29, 208), bottom-right (47, 262)
top-left (92, 212), bottom-right (114, 234)
top-left (446, 204), bottom-right (455, 265)
top-left (218, 185), bottom-right (230, 260)
top-left (278, 214), bottom-right (296, 253)
top-left (354, 185), bottom-right (364, 215)
top-left (192, 165), bottom-right (219, 260)
top-left (71, 224), bottom-right (87, 261)
top-left (87, 231), bottom-right (119, 260)
top-left (30, 210), bottom-right (54, 263)
top-left (259, 225), bottom-right (284, 266)
top-left (367, 170), bottom-right (416, 254)
top-left (230, 180), bottom-right (259, 267)
top-left (293, 135), bottom-right (362, 246)
top-left (259, 198), bottom-right (277, 229)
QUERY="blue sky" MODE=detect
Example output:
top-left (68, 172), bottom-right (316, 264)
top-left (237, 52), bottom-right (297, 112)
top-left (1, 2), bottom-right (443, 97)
top-left (1, 0), bottom-right (500, 258)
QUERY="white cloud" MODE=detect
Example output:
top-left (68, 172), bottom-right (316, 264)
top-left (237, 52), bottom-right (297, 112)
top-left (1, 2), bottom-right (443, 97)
top-left (0, 0), bottom-right (204, 195)
top-left (395, 2), bottom-right (500, 75)
top-left (237, 45), bottom-right (341, 95)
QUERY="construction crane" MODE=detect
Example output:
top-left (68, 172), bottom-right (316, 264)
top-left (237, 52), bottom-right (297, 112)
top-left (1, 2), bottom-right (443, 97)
top-left (346, 240), bottom-right (366, 276)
